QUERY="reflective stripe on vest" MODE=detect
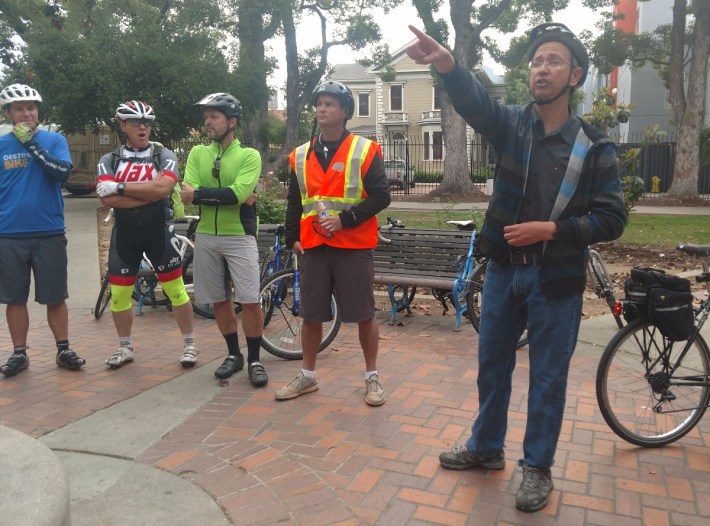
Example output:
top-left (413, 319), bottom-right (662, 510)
top-left (290, 135), bottom-right (378, 249)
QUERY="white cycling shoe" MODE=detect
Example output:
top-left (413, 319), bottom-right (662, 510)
top-left (105, 346), bottom-right (134, 369)
top-left (179, 344), bottom-right (199, 368)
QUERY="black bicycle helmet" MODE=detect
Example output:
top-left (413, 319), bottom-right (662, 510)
top-left (526, 23), bottom-right (589, 87)
top-left (311, 80), bottom-right (355, 120)
top-left (194, 92), bottom-right (242, 120)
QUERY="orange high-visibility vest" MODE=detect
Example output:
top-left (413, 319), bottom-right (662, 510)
top-left (289, 134), bottom-right (380, 249)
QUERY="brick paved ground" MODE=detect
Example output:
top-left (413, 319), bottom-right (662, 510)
top-left (2, 305), bottom-right (710, 525)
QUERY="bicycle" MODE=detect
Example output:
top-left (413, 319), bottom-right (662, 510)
top-left (258, 252), bottom-right (342, 360)
top-left (94, 213), bottom-right (197, 319)
top-left (260, 224), bottom-right (292, 281)
top-left (595, 243), bottom-right (710, 447)
top-left (466, 245), bottom-right (622, 349)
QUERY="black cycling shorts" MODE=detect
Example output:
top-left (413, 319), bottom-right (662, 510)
top-left (108, 223), bottom-right (182, 284)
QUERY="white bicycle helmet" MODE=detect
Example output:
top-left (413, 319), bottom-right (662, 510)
top-left (115, 100), bottom-right (155, 121)
top-left (0, 84), bottom-right (43, 108)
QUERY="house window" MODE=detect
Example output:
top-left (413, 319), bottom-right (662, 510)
top-left (432, 132), bottom-right (443, 160)
top-left (433, 86), bottom-right (441, 110)
top-left (390, 85), bottom-right (403, 111)
top-left (424, 133), bottom-right (430, 161)
top-left (358, 93), bottom-right (370, 117)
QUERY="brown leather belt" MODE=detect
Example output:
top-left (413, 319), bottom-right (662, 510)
top-left (509, 252), bottom-right (542, 265)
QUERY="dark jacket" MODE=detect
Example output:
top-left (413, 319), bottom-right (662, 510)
top-left (441, 65), bottom-right (626, 297)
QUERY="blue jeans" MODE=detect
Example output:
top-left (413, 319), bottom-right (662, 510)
top-left (465, 258), bottom-right (583, 468)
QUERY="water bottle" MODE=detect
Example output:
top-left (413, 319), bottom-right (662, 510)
top-left (293, 274), bottom-right (301, 307)
top-left (316, 200), bottom-right (328, 219)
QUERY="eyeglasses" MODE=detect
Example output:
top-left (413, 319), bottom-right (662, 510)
top-left (212, 157), bottom-right (220, 179)
top-left (529, 57), bottom-right (568, 70)
top-left (126, 119), bottom-right (153, 128)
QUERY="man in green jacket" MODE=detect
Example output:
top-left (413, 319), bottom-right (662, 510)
top-left (180, 93), bottom-right (267, 387)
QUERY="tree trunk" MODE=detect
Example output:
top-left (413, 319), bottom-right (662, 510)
top-left (432, 99), bottom-right (476, 195)
top-left (667, 0), bottom-right (710, 200)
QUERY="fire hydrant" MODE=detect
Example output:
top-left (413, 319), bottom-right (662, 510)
top-left (651, 176), bottom-right (660, 193)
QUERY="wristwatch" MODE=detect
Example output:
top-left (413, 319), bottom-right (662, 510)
top-left (117, 183), bottom-right (126, 196)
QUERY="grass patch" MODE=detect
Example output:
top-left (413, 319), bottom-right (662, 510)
top-left (379, 210), bottom-right (710, 249)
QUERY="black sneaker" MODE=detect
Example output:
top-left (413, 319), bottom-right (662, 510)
top-left (515, 464), bottom-right (553, 512)
top-left (439, 445), bottom-right (505, 470)
top-left (1, 353), bottom-right (29, 377)
top-left (56, 349), bottom-right (86, 370)
top-left (214, 354), bottom-right (244, 379)
top-left (248, 361), bottom-right (268, 387)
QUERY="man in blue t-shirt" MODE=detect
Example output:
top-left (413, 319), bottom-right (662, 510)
top-left (0, 83), bottom-right (86, 377)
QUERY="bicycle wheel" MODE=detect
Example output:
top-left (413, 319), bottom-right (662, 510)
top-left (466, 261), bottom-right (528, 349)
top-left (259, 268), bottom-right (341, 360)
top-left (94, 272), bottom-right (111, 319)
top-left (596, 319), bottom-right (710, 447)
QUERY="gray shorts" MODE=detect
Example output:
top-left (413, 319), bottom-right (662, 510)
top-left (193, 233), bottom-right (260, 304)
top-left (299, 245), bottom-right (374, 323)
top-left (0, 235), bottom-right (68, 305)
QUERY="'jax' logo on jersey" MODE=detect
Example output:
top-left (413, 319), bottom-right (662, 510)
top-left (115, 162), bottom-right (157, 183)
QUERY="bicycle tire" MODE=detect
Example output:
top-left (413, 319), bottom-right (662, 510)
top-left (259, 268), bottom-right (341, 360)
top-left (596, 319), bottom-right (710, 447)
top-left (94, 272), bottom-right (111, 319)
top-left (466, 261), bottom-right (529, 349)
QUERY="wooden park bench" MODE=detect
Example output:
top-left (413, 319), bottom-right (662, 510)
top-left (373, 226), bottom-right (476, 330)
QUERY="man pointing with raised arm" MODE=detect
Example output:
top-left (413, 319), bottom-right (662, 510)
top-left (407, 24), bottom-right (625, 512)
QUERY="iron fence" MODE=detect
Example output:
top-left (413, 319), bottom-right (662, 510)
top-left (165, 134), bottom-right (709, 198)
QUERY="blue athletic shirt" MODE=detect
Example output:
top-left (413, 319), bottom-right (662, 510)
top-left (0, 129), bottom-right (73, 237)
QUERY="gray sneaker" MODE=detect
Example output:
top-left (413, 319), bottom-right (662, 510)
top-left (439, 445), bottom-right (505, 470)
top-left (365, 374), bottom-right (386, 406)
top-left (515, 464), bottom-right (553, 512)
top-left (275, 372), bottom-right (318, 400)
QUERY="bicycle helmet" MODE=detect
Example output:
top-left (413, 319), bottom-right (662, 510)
top-left (526, 23), bottom-right (589, 87)
top-left (115, 100), bottom-right (155, 121)
top-left (0, 83), bottom-right (42, 108)
top-left (194, 92), bottom-right (242, 120)
top-left (311, 80), bottom-right (355, 120)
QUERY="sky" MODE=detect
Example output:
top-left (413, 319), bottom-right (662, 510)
top-left (268, 1), bottom-right (603, 96)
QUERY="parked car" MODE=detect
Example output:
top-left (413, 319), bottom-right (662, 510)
top-left (64, 169), bottom-right (97, 196)
top-left (383, 159), bottom-right (415, 189)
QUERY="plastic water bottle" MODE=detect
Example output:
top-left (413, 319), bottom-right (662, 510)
top-left (316, 200), bottom-right (328, 219)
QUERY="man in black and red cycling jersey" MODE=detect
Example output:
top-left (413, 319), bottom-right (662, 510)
top-left (96, 100), bottom-right (198, 369)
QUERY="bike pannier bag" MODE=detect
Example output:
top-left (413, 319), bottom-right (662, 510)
top-left (647, 285), bottom-right (695, 341)
top-left (623, 267), bottom-right (694, 334)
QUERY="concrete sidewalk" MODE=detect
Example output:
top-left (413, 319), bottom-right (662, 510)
top-left (2, 196), bottom-right (710, 525)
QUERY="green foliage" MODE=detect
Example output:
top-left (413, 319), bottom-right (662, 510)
top-left (7, 0), bottom-right (238, 142)
top-left (621, 175), bottom-right (645, 217)
top-left (582, 89), bottom-right (634, 133)
top-left (701, 127), bottom-right (710, 167)
top-left (471, 167), bottom-right (494, 183)
top-left (414, 170), bottom-right (443, 184)
top-left (256, 186), bottom-right (287, 224)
